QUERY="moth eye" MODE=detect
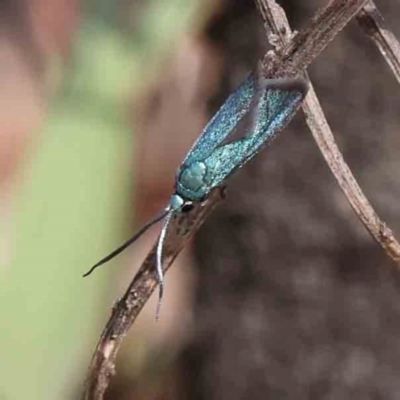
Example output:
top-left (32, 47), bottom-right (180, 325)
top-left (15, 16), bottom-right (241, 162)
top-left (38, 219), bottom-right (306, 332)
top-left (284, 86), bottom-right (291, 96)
top-left (181, 202), bottom-right (194, 213)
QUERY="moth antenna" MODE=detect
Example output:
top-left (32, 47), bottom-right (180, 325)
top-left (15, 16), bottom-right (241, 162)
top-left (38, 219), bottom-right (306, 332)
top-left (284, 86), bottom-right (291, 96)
top-left (155, 210), bottom-right (174, 320)
top-left (83, 209), bottom-right (169, 277)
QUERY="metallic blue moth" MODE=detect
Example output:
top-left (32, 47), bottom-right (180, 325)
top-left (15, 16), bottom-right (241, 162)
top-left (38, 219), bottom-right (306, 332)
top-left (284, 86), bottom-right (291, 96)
top-left (84, 68), bottom-right (308, 318)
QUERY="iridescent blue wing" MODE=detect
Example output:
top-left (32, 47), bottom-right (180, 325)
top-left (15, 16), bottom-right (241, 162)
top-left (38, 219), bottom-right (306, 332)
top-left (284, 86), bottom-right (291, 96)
top-left (202, 78), bottom-right (307, 190)
top-left (182, 74), bottom-right (256, 166)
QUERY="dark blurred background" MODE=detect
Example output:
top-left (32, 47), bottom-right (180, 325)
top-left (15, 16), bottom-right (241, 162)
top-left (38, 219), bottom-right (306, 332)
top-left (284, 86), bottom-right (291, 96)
top-left (1, 0), bottom-right (400, 399)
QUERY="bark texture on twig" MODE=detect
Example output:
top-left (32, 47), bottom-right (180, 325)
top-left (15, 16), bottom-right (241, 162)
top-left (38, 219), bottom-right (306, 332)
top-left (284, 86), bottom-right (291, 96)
top-left (256, 0), bottom-right (400, 264)
top-left (259, 0), bottom-right (369, 78)
top-left (357, 0), bottom-right (400, 84)
top-left (82, 0), bottom-right (375, 398)
top-left (82, 189), bottom-right (223, 400)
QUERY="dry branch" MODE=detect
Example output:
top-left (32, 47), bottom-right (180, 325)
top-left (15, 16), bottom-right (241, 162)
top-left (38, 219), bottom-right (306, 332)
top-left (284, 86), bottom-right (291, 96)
top-left (82, 0), bottom-right (377, 399)
top-left (255, 0), bottom-right (400, 263)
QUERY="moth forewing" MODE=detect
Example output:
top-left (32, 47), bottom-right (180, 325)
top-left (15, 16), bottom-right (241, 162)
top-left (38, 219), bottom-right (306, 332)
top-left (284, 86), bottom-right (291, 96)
top-left (181, 75), bottom-right (255, 166)
top-left (218, 75), bottom-right (307, 148)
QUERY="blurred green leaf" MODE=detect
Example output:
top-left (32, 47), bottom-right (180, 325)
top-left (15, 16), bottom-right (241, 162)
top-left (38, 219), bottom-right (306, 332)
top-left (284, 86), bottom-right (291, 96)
top-left (0, 0), bottom-right (197, 397)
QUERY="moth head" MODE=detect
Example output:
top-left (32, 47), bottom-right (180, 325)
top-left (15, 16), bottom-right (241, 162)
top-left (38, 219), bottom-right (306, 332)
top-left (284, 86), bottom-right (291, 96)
top-left (169, 194), bottom-right (193, 213)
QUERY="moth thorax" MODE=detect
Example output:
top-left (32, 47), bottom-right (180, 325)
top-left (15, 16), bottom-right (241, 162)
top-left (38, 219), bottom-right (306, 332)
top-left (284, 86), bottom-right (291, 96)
top-left (179, 161), bottom-right (207, 192)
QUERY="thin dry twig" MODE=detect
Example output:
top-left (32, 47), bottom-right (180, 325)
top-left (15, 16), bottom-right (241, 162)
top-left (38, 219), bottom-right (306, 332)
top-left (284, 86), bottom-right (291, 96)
top-left (259, 0), bottom-right (368, 78)
top-left (255, 0), bottom-right (400, 264)
top-left (83, 0), bottom-right (374, 399)
top-left (357, 0), bottom-right (400, 84)
top-left (82, 189), bottom-right (224, 399)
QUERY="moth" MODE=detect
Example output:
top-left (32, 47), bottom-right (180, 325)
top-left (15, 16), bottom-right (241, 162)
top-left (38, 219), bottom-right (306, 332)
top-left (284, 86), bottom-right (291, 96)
top-left (84, 66), bottom-right (308, 318)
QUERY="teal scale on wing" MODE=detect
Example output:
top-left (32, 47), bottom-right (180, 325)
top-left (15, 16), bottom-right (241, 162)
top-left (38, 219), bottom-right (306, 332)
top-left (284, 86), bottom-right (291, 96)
top-left (181, 74), bottom-right (255, 166)
top-left (175, 74), bottom-right (255, 201)
top-left (176, 77), bottom-right (307, 201)
top-left (202, 79), bottom-right (307, 190)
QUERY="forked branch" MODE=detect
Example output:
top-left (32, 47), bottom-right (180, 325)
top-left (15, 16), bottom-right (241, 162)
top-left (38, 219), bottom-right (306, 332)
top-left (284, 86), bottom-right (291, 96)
top-left (255, 0), bottom-right (400, 264)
